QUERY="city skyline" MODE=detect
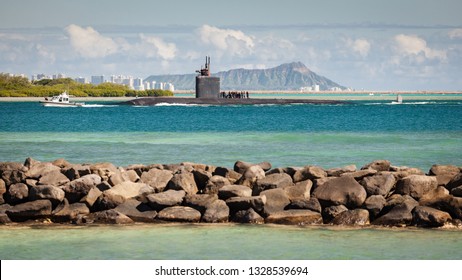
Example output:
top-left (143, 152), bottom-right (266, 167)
top-left (1, 0), bottom-right (462, 91)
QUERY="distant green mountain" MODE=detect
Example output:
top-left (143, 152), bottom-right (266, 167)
top-left (144, 62), bottom-right (346, 90)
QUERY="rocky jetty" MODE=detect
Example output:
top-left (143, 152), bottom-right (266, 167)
top-left (1, 158), bottom-right (461, 228)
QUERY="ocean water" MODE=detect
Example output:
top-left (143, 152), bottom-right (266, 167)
top-left (1, 96), bottom-right (462, 260)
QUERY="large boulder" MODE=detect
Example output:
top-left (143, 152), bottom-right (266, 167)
top-left (26, 162), bottom-right (60, 179)
top-left (234, 161), bottom-right (272, 174)
top-left (204, 175), bottom-right (231, 195)
top-left (80, 187), bottom-right (103, 208)
top-left (63, 164), bottom-right (91, 181)
top-left (372, 197), bottom-right (418, 226)
top-left (265, 167), bottom-right (299, 178)
top-left (184, 194), bottom-right (217, 214)
top-left (62, 174), bottom-right (102, 203)
top-left (395, 175), bottom-right (438, 200)
top-left (283, 180), bottom-right (312, 202)
top-left (451, 186), bottom-right (462, 197)
top-left (157, 206), bottom-right (201, 223)
top-left (85, 209), bottom-right (134, 224)
top-left (166, 172), bottom-right (198, 195)
top-left (38, 170), bottom-right (70, 186)
top-left (29, 185), bottom-right (65, 206)
top-left (312, 176), bottom-right (367, 208)
top-left (6, 200), bottom-right (52, 222)
top-left (114, 199), bottom-right (157, 222)
top-left (99, 182), bottom-right (153, 210)
top-left (253, 173), bottom-right (293, 195)
top-left (140, 168), bottom-right (173, 193)
top-left (236, 165), bottom-right (266, 187)
top-left (412, 206), bottom-right (451, 227)
top-left (0, 162), bottom-right (26, 186)
top-left (364, 195), bottom-right (386, 220)
top-left (89, 162), bottom-right (118, 180)
top-left (285, 198), bottom-right (322, 213)
top-left (260, 188), bottom-right (291, 217)
top-left (52, 200), bottom-right (90, 222)
top-left (326, 165), bottom-right (357, 177)
top-left (218, 185), bottom-right (252, 200)
top-left (226, 195), bottom-right (266, 214)
top-left (322, 205), bottom-right (348, 223)
top-left (146, 190), bottom-right (186, 211)
top-left (192, 169), bottom-right (212, 191)
top-left (212, 167), bottom-right (241, 183)
top-left (6, 183), bottom-right (29, 205)
top-left (232, 208), bottom-right (264, 224)
top-left (429, 165), bottom-right (460, 186)
top-left (361, 160), bottom-right (391, 172)
top-left (360, 174), bottom-right (396, 196)
top-left (332, 209), bottom-right (370, 226)
top-left (202, 199), bottom-right (229, 223)
top-left (340, 169), bottom-right (377, 180)
top-left (293, 166), bottom-right (326, 183)
top-left (446, 173), bottom-right (462, 191)
top-left (265, 210), bottom-right (323, 225)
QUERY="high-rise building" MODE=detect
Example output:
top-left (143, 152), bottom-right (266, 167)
top-left (133, 78), bottom-right (144, 90)
top-left (91, 75), bottom-right (105, 85)
top-left (74, 77), bottom-right (87, 84)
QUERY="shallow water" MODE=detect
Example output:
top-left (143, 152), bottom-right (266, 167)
top-left (1, 224), bottom-right (461, 260)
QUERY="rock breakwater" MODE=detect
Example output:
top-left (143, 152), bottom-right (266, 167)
top-left (1, 158), bottom-right (461, 228)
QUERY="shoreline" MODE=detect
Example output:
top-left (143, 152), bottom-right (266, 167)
top-left (1, 158), bottom-right (461, 229)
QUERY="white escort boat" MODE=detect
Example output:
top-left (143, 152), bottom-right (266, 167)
top-left (40, 91), bottom-right (85, 107)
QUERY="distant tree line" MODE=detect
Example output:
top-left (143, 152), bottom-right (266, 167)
top-left (0, 74), bottom-right (173, 97)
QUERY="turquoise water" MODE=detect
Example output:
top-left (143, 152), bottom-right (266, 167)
top-left (1, 224), bottom-right (461, 260)
top-left (1, 97), bottom-right (462, 260)
top-left (0, 100), bottom-right (461, 170)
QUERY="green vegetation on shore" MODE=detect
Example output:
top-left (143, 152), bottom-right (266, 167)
top-left (0, 73), bottom-right (173, 97)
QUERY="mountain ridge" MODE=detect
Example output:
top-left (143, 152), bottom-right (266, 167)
top-left (145, 62), bottom-right (346, 90)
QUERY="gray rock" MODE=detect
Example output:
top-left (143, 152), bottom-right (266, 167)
top-left (52, 201), bottom-right (90, 223)
top-left (232, 208), bottom-right (264, 224)
top-left (446, 173), bottom-right (462, 191)
top-left (6, 183), bottom-right (29, 205)
top-left (364, 195), bottom-right (386, 219)
top-left (260, 188), bottom-right (291, 217)
top-left (37, 170), bottom-right (70, 186)
top-left (104, 181), bottom-right (153, 202)
top-left (373, 197), bottom-right (419, 226)
top-left (226, 195), bottom-right (266, 213)
top-left (26, 162), bottom-right (60, 179)
top-left (184, 194), bottom-right (218, 214)
top-left (80, 187), bottom-right (103, 208)
top-left (253, 173), bottom-right (293, 195)
top-left (265, 210), bottom-right (323, 225)
top-left (312, 176), bottom-right (367, 208)
top-left (429, 165), bottom-right (460, 186)
top-left (450, 186), bottom-right (462, 197)
top-left (285, 198), bottom-right (322, 213)
top-left (51, 158), bottom-right (72, 168)
top-left (234, 161), bottom-right (272, 174)
top-left (157, 206), bottom-right (202, 223)
top-left (412, 206), bottom-right (452, 227)
top-left (140, 168), bottom-right (173, 192)
top-left (332, 209), bottom-right (370, 226)
top-left (293, 166), bottom-right (326, 183)
top-left (202, 199), bottom-right (229, 223)
top-left (89, 162), bottom-right (118, 180)
top-left (322, 205), bottom-right (348, 223)
top-left (192, 169), bottom-right (212, 191)
top-left (114, 199), bottom-right (157, 222)
top-left (146, 190), bottom-right (186, 211)
top-left (212, 167), bottom-right (242, 183)
top-left (218, 185), bottom-right (252, 200)
top-left (361, 160), bottom-right (391, 172)
top-left (236, 165), bottom-right (266, 187)
top-left (6, 200), bottom-right (52, 222)
top-left (283, 180), bottom-right (312, 201)
top-left (360, 174), bottom-right (396, 196)
top-left (326, 165), bottom-right (357, 177)
top-left (85, 209), bottom-right (134, 224)
top-left (62, 174), bottom-right (102, 203)
top-left (265, 167), bottom-right (298, 178)
top-left (395, 175), bottom-right (438, 200)
top-left (29, 185), bottom-right (65, 206)
top-left (63, 164), bottom-right (91, 181)
top-left (340, 169), bottom-right (377, 180)
top-left (204, 175), bottom-right (231, 195)
top-left (1, 169), bottom-right (26, 186)
top-left (167, 172), bottom-right (198, 195)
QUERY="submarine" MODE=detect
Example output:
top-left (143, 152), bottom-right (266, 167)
top-left (123, 57), bottom-right (344, 106)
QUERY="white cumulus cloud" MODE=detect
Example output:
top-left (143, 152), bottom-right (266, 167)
top-left (197, 24), bottom-right (254, 56)
top-left (394, 34), bottom-right (446, 61)
top-left (350, 38), bottom-right (371, 57)
top-left (65, 24), bottom-right (118, 58)
top-left (139, 34), bottom-right (177, 60)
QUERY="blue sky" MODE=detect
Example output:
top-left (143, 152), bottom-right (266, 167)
top-left (1, 0), bottom-right (462, 90)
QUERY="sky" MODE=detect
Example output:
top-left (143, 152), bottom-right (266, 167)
top-left (1, 0), bottom-right (462, 90)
